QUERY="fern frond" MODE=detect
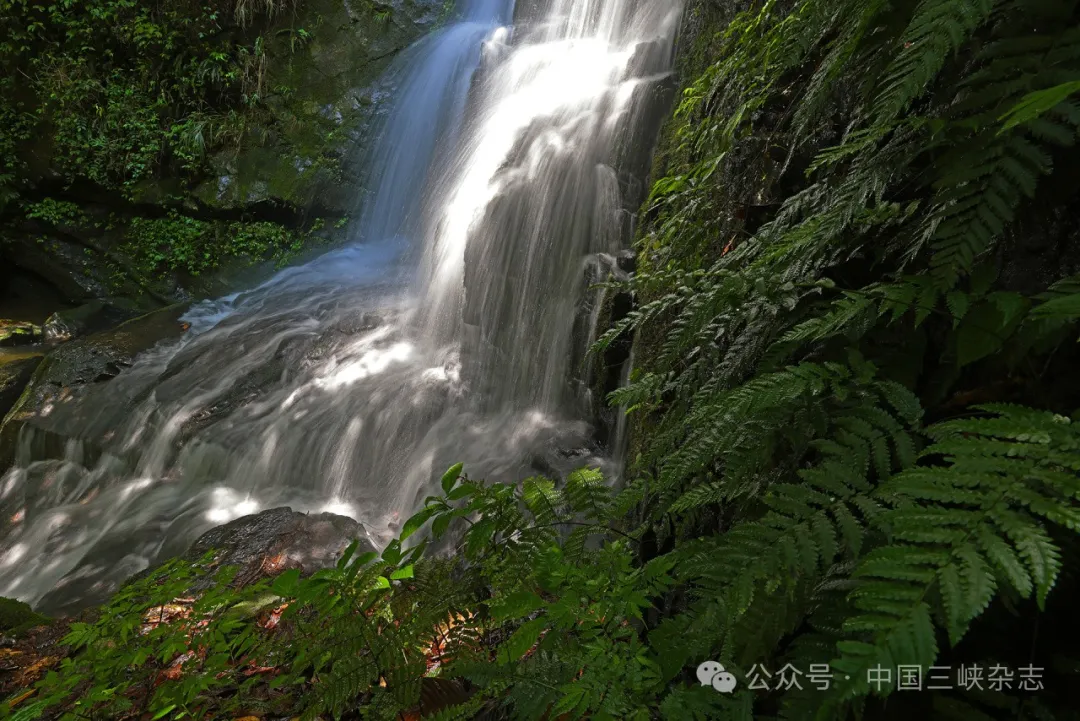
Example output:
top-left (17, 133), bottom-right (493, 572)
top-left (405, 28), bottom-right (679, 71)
top-left (872, 0), bottom-right (997, 123)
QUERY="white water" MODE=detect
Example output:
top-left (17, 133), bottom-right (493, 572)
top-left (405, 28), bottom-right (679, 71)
top-left (0, 0), bottom-right (681, 613)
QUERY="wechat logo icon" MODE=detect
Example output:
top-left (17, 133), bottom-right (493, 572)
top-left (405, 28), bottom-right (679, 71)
top-left (697, 660), bottom-right (738, 693)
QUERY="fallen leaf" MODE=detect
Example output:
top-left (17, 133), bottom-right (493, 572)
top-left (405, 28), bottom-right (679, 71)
top-left (15, 655), bottom-right (59, 685)
top-left (257, 603), bottom-right (289, 630)
top-left (141, 601), bottom-right (194, 633)
top-left (156, 651), bottom-right (196, 684)
top-left (241, 665), bottom-right (280, 677)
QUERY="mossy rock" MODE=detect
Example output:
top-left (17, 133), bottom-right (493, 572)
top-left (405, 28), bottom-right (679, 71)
top-left (0, 320), bottom-right (42, 348)
top-left (0, 597), bottom-right (50, 636)
top-left (192, 0), bottom-right (445, 214)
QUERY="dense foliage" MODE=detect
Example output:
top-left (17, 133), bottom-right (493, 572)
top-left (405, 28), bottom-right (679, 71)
top-left (592, 0), bottom-right (1080, 717)
top-left (6, 0), bottom-right (1080, 719)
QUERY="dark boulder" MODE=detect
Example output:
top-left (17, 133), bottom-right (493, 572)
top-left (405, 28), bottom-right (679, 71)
top-left (1, 236), bottom-right (111, 304)
top-left (33, 507), bottom-right (375, 618)
top-left (42, 300), bottom-right (138, 343)
top-left (183, 506), bottom-right (377, 589)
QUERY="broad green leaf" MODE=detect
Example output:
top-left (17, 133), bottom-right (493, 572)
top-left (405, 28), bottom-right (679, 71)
top-left (400, 506), bottom-right (436, 542)
top-left (1031, 292), bottom-right (1080, 321)
top-left (382, 539), bottom-right (402, 565)
top-left (955, 296), bottom-right (1025, 367)
top-left (271, 568), bottom-right (301, 596)
top-left (336, 539), bottom-right (359, 570)
top-left (441, 462), bottom-right (464, 494)
top-left (390, 564), bottom-right (414, 580)
top-left (432, 512), bottom-right (453, 538)
top-left (489, 590), bottom-right (545, 621)
top-left (497, 617), bottom-right (547, 665)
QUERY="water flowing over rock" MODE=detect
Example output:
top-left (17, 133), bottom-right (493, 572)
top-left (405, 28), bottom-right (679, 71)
top-left (0, 0), bottom-right (683, 612)
top-left (0, 305), bottom-right (191, 469)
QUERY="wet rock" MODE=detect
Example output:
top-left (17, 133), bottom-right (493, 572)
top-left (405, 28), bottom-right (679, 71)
top-left (2, 230), bottom-right (178, 313)
top-left (0, 320), bottom-right (41, 347)
top-left (1, 236), bottom-right (110, 303)
top-left (42, 301), bottom-right (137, 343)
top-left (0, 354), bottom-right (43, 421)
top-left (183, 507), bottom-right (377, 589)
top-left (0, 608), bottom-right (71, 697)
top-left (0, 304), bottom-right (190, 467)
top-left (30, 508), bottom-right (375, 628)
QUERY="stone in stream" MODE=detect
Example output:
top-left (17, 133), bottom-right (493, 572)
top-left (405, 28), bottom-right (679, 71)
top-left (3, 508), bottom-right (391, 708)
top-left (41, 300), bottom-right (138, 343)
top-left (33, 507), bottom-right (376, 620)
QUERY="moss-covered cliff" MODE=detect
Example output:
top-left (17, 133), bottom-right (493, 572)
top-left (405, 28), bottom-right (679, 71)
top-left (0, 0), bottom-right (445, 310)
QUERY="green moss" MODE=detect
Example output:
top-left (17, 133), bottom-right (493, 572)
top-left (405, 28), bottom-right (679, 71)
top-left (0, 597), bottom-right (50, 636)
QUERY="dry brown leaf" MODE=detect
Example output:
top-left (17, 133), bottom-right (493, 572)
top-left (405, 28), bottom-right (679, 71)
top-left (257, 603), bottom-right (289, 630)
top-left (15, 655), bottom-right (59, 685)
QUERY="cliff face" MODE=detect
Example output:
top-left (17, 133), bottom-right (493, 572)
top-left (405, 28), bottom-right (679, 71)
top-left (0, 0), bottom-right (446, 316)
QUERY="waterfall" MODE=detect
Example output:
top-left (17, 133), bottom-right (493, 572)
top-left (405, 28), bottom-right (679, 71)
top-left (0, 0), bottom-right (682, 613)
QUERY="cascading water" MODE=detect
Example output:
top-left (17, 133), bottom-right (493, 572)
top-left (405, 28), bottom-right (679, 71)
top-left (0, 0), bottom-right (682, 613)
